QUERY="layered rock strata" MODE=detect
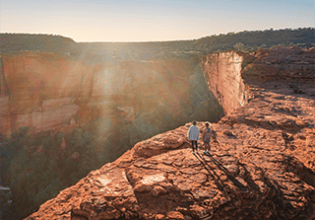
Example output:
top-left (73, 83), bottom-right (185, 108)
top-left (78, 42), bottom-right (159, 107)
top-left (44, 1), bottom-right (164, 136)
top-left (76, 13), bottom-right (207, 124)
top-left (26, 47), bottom-right (315, 219)
top-left (0, 51), bottom-right (219, 137)
top-left (0, 52), bottom-right (94, 134)
top-left (202, 51), bottom-right (252, 114)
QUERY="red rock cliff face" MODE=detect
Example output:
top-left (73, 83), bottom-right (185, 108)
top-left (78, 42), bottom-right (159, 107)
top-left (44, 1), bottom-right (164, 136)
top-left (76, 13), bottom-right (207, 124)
top-left (0, 52), bottom-right (96, 135)
top-left (0, 52), bottom-right (205, 136)
top-left (202, 51), bottom-right (251, 114)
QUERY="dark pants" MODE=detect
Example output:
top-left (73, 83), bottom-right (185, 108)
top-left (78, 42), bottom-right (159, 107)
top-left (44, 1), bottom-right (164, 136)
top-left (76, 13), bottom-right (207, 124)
top-left (191, 140), bottom-right (198, 151)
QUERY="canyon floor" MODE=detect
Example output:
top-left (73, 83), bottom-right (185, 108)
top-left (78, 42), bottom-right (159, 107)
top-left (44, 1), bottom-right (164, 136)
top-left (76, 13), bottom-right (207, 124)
top-left (26, 47), bottom-right (315, 220)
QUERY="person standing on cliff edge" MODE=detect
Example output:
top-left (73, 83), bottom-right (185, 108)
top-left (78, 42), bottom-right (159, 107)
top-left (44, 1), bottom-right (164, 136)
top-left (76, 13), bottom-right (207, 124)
top-left (188, 120), bottom-right (199, 154)
top-left (202, 122), bottom-right (211, 154)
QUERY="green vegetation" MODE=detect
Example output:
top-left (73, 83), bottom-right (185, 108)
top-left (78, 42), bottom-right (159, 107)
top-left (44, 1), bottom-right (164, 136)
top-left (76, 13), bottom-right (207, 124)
top-left (0, 125), bottom-right (110, 219)
top-left (0, 33), bottom-right (75, 53)
top-left (79, 28), bottom-right (315, 60)
top-left (193, 27), bottom-right (315, 53)
top-left (1, 28), bottom-right (314, 57)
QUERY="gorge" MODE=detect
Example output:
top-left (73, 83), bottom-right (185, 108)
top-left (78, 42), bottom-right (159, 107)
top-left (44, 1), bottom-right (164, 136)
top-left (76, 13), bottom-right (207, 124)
top-left (0, 48), bottom-right (223, 219)
top-left (0, 41), bottom-right (315, 219)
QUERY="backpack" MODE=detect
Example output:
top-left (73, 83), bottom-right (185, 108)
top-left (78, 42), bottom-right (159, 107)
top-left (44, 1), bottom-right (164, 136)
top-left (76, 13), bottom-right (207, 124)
top-left (203, 127), bottom-right (211, 142)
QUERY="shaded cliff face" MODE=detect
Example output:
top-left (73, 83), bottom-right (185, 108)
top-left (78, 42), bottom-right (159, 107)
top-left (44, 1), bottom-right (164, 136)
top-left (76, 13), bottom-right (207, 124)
top-left (26, 47), bottom-right (315, 220)
top-left (0, 51), bottom-right (223, 219)
top-left (0, 51), bottom-right (221, 136)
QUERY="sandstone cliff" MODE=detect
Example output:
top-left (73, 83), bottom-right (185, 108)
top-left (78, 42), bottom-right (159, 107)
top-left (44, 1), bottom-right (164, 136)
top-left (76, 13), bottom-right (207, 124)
top-left (0, 51), bottom-right (220, 136)
top-left (202, 51), bottom-right (253, 115)
top-left (0, 52), bottom-right (93, 134)
top-left (26, 47), bottom-right (315, 219)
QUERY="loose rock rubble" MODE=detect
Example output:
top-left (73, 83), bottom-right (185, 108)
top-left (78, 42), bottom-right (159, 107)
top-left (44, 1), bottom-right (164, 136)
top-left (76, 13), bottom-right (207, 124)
top-left (27, 47), bottom-right (315, 220)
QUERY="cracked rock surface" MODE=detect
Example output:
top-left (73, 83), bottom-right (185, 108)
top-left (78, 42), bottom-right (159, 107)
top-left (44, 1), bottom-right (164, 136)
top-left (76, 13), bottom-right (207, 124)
top-left (27, 47), bottom-right (315, 220)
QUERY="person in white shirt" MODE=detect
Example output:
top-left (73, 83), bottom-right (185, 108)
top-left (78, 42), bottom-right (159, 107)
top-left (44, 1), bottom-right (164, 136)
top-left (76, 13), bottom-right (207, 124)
top-left (187, 120), bottom-right (199, 154)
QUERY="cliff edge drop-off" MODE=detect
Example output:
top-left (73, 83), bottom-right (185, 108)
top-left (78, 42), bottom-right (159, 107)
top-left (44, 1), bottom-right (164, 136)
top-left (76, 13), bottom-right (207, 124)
top-left (0, 47), bottom-right (223, 219)
top-left (17, 46), bottom-right (315, 219)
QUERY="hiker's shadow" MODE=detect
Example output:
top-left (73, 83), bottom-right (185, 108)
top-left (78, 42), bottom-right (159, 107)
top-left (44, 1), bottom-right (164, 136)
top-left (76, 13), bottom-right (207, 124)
top-left (194, 152), bottom-right (248, 192)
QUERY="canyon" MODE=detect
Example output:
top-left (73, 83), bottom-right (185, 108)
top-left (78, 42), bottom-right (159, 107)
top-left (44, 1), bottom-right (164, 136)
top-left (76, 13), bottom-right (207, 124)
top-left (0, 49), bottom-right (222, 219)
top-left (21, 46), bottom-right (315, 219)
top-left (0, 51), bottom-right (222, 136)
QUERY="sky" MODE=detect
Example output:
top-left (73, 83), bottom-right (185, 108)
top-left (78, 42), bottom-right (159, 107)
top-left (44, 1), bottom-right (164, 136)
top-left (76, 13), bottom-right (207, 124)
top-left (0, 0), bottom-right (314, 42)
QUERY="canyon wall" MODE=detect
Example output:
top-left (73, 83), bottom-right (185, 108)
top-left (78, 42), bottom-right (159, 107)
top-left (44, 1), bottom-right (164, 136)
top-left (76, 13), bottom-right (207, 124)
top-left (0, 52), bottom-right (93, 135)
top-left (202, 51), bottom-right (252, 114)
top-left (0, 51), bottom-right (221, 137)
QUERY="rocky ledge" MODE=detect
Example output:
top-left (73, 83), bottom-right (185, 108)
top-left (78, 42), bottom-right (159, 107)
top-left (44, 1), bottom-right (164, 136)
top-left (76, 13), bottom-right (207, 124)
top-left (27, 47), bottom-right (315, 220)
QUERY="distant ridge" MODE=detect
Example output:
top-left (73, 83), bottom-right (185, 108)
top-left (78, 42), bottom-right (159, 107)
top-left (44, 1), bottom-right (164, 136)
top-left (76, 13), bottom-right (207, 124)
top-left (193, 27), bottom-right (315, 52)
top-left (0, 28), bottom-right (314, 55)
top-left (0, 33), bottom-right (75, 53)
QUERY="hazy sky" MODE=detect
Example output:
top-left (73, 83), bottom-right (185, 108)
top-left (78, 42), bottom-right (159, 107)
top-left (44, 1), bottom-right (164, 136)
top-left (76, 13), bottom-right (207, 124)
top-left (0, 0), bottom-right (313, 42)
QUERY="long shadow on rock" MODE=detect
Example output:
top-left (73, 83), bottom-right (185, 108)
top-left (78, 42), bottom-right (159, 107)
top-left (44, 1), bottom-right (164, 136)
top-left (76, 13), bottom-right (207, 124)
top-left (195, 153), bottom-right (293, 219)
top-left (196, 152), bottom-right (247, 192)
top-left (287, 156), bottom-right (315, 188)
top-left (286, 156), bottom-right (315, 219)
top-left (192, 152), bottom-right (225, 192)
top-left (269, 179), bottom-right (302, 219)
top-left (238, 162), bottom-right (261, 192)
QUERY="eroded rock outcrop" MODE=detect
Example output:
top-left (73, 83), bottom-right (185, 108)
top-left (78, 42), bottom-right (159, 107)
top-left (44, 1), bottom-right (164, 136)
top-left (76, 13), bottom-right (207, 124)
top-left (202, 51), bottom-right (253, 115)
top-left (26, 47), bottom-right (315, 219)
